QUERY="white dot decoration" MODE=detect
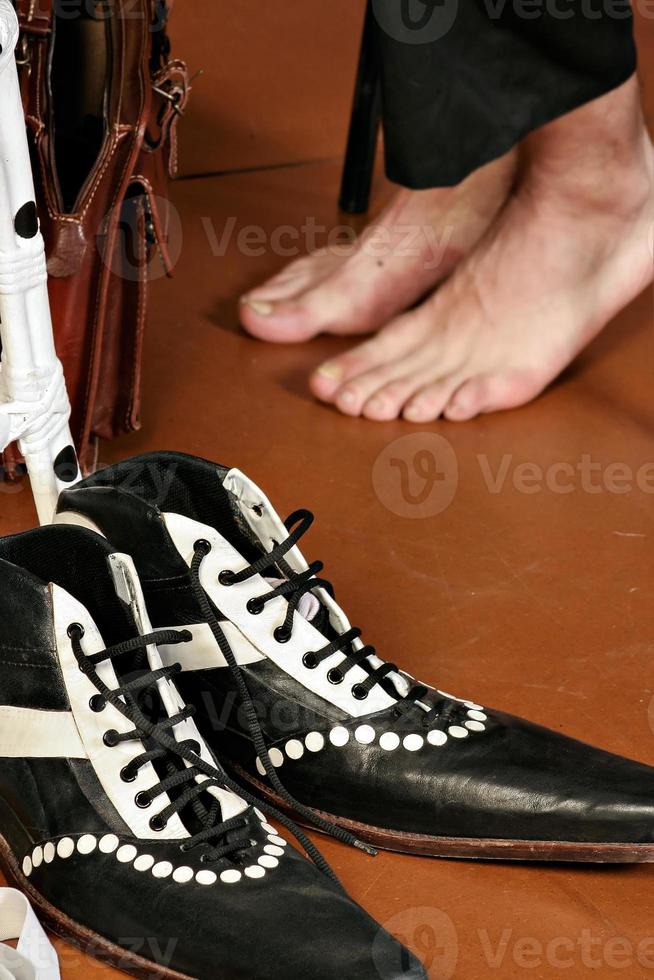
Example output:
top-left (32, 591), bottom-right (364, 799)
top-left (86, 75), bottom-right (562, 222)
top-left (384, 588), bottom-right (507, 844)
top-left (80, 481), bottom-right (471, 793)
top-left (56, 838), bottom-right (75, 859)
top-left (99, 835), bottom-right (118, 854)
top-left (269, 748), bottom-right (284, 768)
top-left (43, 843), bottom-right (55, 864)
top-left (220, 869), bottom-right (242, 884)
top-left (267, 835), bottom-right (286, 847)
top-left (305, 732), bottom-right (324, 753)
top-left (22, 856), bottom-right (32, 877)
top-left (173, 866), bottom-right (194, 884)
top-left (264, 844), bottom-right (284, 857)
top-left (245, 865), bottom-right (265, 879)
top-left (466, 720), bottom-right (486, 732)
top-left (468, 710), bottom-right (487, 722)
top-left (427, 730), bottom-right (448, 747)
top-left (31, 846), bottom-right (43, 869)
top-left (152, 861), bottom-right (173, 879)
top-left (354, 725), bottom-right (375, 745)
top-left (261, 823), bottom-right (277, 835)
top-left (285, 739), bottom-right (304, 760)
top-left (329, 727), bottom-right (350, 747)
top-left (256, 757), bottom-right (266, 776)
top-left (448, 726), bottom-right (469, 739)
top-left (196, 870), bottom-right (217, 886)
top-left (116, 845), bottom-right (138, 864)
top-left (379, 732), bottom-right (400, 751)
top-left (403, 734), bottom-right (424, 753)
top-left (466, 703), bottom-right (484, 712)
top-left (258, 855), bottom-right (279, 869)
top-left (77, 835), bottom-right (97, 855)
top-left (134, 855), bottom-right (155, 872)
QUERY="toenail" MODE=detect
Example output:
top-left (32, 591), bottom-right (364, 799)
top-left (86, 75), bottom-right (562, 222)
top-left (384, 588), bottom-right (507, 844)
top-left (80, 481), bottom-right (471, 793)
top-left (245, 299), bottom-right (274, 316)
top-left (403, 403), bottom-right (422, 420)
top-left (317, 361), bottom-right (343, 381)
top-left (366, 396), bottom-right (385, 413)
top-left (446, 402), bottom-right (466, 419)
top-left (338, 389), bottom-right (357, 406)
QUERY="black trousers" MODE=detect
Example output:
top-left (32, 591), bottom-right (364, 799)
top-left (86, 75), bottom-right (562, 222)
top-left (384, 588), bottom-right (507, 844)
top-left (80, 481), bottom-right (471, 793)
top-left (374, 0), bottom-right (638, 187)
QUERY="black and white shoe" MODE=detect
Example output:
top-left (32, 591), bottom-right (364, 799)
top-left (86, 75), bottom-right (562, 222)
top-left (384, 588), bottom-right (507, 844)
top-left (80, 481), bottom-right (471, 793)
top-left (0, 524), bottom-right (424, 980)
top-left (57, 451), bottom-right (654, 863)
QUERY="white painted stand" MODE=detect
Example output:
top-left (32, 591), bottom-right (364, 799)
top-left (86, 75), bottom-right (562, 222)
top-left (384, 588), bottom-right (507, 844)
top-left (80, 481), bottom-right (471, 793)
top-left (0, 0), bottom-right (78, 525)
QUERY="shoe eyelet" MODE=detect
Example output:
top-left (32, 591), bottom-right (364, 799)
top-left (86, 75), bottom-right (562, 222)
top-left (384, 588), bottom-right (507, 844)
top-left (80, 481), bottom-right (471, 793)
top-left (135, 791), bottom-right (152, 809)
top-left (194, 539), bottom-right (212, 554)
top-left (274, 625), bottom-right (292, 644)
top-left (327, 668), bottom-right (344, 686)
top-left (67, 623), bottom-right (85, 639)
top-left (120, 766), bottom-right (136, 784)
top-left (247, 598), bottom-right (264, 615)
top-left (219, 569), bottom-right (235, 586)
top-left (89, 694), bottom-right (105, 712)
top-left (103, 729), bottom-right (119, 748)
top-left (149, 814), bottom-right (167, 832)
top-left (352, 684), bottom-right (369, 701)
top-left (302, 652), bottom-right (318, 670)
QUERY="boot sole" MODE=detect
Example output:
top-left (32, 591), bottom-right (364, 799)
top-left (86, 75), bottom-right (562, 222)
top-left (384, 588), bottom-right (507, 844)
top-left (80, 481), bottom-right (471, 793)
top-left (232, 763), bottom-right (654, 864)
top-left (0, 833), bottom-right (193, 980)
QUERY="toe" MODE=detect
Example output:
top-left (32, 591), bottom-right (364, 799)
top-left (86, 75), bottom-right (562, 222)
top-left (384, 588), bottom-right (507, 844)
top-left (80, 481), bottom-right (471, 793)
top-left (402, 379), bottom-right (460, 422)
top-left (445, 371), bottom-right (547, 421)
top-left (362, 375), bottom-right (427, 421)
top-left (310, 310), bottom-right (433, 404)
top-left (331, 363), bottom-right (410, 417)
top-left (444, 377), bottom-right (491, 421)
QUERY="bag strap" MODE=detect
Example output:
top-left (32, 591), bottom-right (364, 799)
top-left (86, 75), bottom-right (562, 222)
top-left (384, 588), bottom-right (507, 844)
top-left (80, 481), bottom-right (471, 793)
top-left (14, 0), bottom-right (52, 36)
top-left (0, 889), bottom-right (60, 980)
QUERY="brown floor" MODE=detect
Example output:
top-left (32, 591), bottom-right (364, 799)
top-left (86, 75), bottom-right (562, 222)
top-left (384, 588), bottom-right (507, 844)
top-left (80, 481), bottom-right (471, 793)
top-left (2, 24), bottom-right (654, 980)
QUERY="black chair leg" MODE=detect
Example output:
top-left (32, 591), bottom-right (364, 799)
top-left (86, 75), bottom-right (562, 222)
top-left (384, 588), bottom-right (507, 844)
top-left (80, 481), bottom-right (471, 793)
top-left (339, 0), bottom-right (381, 215)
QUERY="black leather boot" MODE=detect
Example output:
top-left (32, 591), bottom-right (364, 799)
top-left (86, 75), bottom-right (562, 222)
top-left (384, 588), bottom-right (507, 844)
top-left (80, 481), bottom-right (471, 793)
top-left (56, 451), bottom-right (654, 862)
top-left (0, 524), bottom-right (423, 979)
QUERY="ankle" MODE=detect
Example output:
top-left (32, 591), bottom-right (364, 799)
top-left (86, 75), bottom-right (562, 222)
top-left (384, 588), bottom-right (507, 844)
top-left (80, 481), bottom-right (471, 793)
top-left (523, 128), bottom-right (653, 223)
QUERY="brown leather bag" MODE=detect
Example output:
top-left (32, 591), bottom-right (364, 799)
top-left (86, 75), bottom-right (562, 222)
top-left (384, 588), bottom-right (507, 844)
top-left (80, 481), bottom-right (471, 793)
top-left (4, 0), bottom-right (189, 475)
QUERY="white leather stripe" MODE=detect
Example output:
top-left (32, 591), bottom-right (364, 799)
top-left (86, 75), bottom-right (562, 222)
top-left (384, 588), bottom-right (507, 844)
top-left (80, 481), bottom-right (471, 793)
top-left (107, 556), bottom-right (247, 823)
top-left (163, 513), bottom-right (397, 717)
top-left (223, 468), bottom-right (411, 700)
top-left (0, 707), bottom-right (86, 759)
top-left (51, 581), bottom-right (190, 841)
top-left (158, 622), bottom-right (265, 670)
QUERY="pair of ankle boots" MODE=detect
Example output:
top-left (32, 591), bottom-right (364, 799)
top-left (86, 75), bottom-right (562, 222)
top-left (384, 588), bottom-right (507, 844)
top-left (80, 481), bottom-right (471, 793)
top-left (1, 451), bottom-right (653, 979)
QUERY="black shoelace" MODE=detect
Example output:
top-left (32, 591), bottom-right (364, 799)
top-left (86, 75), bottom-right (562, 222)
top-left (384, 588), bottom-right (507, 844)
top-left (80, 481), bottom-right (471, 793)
top-left (70, 624), bottom-right (349, 879)
top-left (190, 535), bottom-right (380, 858)
top-left (208, 509), bottom-right (453, 726)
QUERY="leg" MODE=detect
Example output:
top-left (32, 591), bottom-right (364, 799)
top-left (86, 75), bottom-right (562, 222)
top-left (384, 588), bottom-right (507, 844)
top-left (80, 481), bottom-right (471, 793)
top-left (311, 76), bottom-right (653, 422)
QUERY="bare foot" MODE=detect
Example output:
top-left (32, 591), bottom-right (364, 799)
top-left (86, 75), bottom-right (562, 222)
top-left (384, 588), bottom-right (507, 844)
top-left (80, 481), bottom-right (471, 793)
top-left (239, 151), bottom-right (517, 343)
top-left (310, 76), bottom-right (654, 422)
